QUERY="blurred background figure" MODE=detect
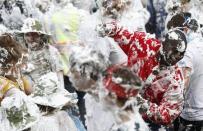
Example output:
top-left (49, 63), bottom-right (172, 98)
top-left (145, 0), bottom-right (167, 39)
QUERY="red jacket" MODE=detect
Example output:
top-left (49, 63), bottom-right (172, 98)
top-left (107, 23), bottom-right (184, 125)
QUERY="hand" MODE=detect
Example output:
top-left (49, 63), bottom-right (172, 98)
top-left (96, 22), bottom-right (117, 37)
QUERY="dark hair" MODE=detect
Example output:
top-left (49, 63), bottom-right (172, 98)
top-left (167, 12), bottom-right (192, 30)
top-left (0, 33), bottom-right (27, 68)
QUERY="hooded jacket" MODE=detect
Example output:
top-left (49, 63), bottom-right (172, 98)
top-left (105, 23), bottom-right (184, 125)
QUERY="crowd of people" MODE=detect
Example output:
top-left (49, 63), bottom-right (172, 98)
top-left (0, 0), bottom-right (203, 131)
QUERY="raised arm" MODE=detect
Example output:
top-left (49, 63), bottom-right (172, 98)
top-left (96, 22), bottom-right (160, 56)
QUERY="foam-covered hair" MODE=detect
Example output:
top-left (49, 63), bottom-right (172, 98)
top-left (96, 0), bottom-right (134, 18)
top-left (164, 29), bottom-right (187, 52)
top-left (0, 34), bottom-right (27, 68)
top-left (167, 12), bottom-right (191, 30)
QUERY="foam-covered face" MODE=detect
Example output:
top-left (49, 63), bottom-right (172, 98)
top-left (3, 0), bottom-right (15, 11)
top-left (160, 40), bottom-right (186, 66)
top-left (100, 0), bottom-right (132, 18)
top-left (69, 60), bottom-right (99, 91)
top-left (160, 30), bottom-right (187, 66)
top-left (24, 32), bottom-right (43, 50)
top-left (35, 0), bottom-right (52, 13)
top-left (2, 0), bottom-right (28, 15)
top-left (69, 47), bottom-right (108, 92)
top-left (166, 0), bottom-right (182, 13)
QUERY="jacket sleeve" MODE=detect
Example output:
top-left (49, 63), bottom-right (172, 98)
top-left (140, 68), bottom-right (184, 125)
top-left (107, 23), bottom-right (160, 56)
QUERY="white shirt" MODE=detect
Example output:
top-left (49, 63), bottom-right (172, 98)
top-left (180, 37), bottom-right (203, 120)
top-left (85, 94), bottom-right (149, 131)
top-left (85, 94), bottom-right (116, 131)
